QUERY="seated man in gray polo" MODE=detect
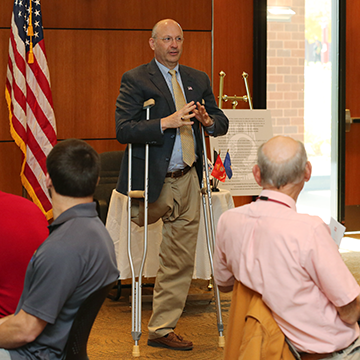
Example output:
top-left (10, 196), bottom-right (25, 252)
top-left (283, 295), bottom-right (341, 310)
top-left (0, 139), bottom-right (119, 360)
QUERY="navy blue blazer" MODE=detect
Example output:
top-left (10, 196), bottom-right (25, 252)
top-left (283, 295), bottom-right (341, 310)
top-left (115, 58), bottom-right (229, 203)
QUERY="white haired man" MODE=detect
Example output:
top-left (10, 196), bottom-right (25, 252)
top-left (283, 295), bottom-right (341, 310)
top-left (214, 135), bottom-right (360, 359)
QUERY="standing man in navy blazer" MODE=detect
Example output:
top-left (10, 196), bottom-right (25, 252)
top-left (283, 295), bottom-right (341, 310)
top-left (115, 19), bottom-right (228, 351)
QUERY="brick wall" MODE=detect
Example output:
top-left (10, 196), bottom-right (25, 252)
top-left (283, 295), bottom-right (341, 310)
top-left (267, 0), bottom-right (306, 141)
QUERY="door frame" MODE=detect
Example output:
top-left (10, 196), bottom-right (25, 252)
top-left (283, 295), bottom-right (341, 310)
top-left (253, 0), bottom-right (346, 222)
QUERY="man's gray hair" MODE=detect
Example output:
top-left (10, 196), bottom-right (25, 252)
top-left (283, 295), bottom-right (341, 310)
top-left (257, 140), bottom-right (308, 188)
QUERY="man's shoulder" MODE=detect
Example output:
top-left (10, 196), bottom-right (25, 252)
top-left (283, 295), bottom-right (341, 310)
top-left (218, 204), bottom-right (251, 225)
top-left (123, 60), bottom-right (156, 77)
top-left (0, 191), bottom-right (48, 228)
top-left (51, 215), bottom-right (110, 246)
top-left (286, 209), bottom-right (326, 228)
top-left (35, 217), bottom-right (113, 267)
top-left (0, 191), bottom-right (42, 211)
top-left (179, 64), bottom-right (208, 78)
top-left (220, 202), bottom-right (326, 229)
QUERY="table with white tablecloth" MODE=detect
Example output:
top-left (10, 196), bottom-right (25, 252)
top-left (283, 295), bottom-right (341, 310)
top-left (106, 189), bottom-right (234, 280)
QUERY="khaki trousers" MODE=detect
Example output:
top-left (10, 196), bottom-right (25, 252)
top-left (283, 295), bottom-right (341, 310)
top-left (131, 167), bottom-right (200, 339)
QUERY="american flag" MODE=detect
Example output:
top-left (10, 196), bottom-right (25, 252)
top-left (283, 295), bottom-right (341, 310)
top-left (5, 0), bottom-right (57, 220)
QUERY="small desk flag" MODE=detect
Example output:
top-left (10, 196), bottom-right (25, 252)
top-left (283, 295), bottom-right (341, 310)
top-left (224, 151), bottom-right (233, 179)
top-left (211, 155), bottom-right (226, 182)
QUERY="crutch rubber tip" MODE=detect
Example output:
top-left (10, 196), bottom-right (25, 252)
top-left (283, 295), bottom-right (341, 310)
top-left (132, 345), bottom-right (140, 357)
top-left (218, 335), bottom-right (225, 348)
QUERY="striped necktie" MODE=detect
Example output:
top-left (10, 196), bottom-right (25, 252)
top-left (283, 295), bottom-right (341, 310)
top-left (169, 69), bottom-right (195, 167)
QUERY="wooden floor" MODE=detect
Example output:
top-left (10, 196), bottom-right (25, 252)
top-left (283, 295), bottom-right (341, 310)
top-left (88, 279), bottom-right (232, 360)
top-left (87, 245), bottom-right (360, 360)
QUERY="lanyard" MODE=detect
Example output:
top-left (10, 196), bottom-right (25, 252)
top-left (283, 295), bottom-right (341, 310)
top-left (256, 195), bottom-right (291, 208)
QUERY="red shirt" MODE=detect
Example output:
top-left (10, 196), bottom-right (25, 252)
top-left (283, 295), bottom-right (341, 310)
top-left (0, 191), bottom-right (48, 317)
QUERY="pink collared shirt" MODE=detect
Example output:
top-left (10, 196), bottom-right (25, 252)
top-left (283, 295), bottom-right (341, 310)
top-left (214, 189), bottom-right (360, 353)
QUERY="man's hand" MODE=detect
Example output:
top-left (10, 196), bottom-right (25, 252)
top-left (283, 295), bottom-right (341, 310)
top-left (193, 101), bottom-right (214, 127)
top-left (161, 102), bottom-right (196, 131)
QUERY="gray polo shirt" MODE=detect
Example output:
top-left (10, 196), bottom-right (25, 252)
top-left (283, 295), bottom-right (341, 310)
top-left (9, 202), bottom-right (119, 360)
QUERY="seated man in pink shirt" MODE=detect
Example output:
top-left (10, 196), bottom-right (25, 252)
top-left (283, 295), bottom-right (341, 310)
top-left (214, 135), bottom-right (360, 359)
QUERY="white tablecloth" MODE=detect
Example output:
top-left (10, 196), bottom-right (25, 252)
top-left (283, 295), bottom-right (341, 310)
top-left (106, 189), bottom-right (234, 280)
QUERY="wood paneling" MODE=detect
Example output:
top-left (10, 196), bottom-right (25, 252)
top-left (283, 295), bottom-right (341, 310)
top-left (0, 29), bottom-right (11, 141)
top-left (46, 30), bottom-right (211, 139)
top-left (0, 1), bottom-right (12, 28)
top-left (0, 0), bottom-right (212, 30)
top-left (345, 126), bottom-right (360, 205)
top-left (213, 0), bottom-right (254, 206)
top-left (41, 0), bottom-right (211, 30)
top-left (346, 1), bottom-right (360, 117)
top-left (0, 0), bottom-right (255, 201)
top-left (345, 0), bottom-right (360, 206)
top-left (213, 0), bottom-right (254, 110)
top-left (0, 142), bottom-right (23, 195)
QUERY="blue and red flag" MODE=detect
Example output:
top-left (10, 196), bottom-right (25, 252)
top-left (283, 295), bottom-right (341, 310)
top-left (224, 151), bottom-right (233, 179)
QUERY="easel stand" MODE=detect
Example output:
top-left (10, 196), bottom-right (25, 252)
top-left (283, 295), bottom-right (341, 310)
top-left (219, 71), bottom-right (253, 110)
top-left (200, 69), bottom-right (254, 346)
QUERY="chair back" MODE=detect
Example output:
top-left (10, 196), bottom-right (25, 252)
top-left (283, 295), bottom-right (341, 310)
top-left (63, 281), bottom-right (116, 360)
top-left (94, 151), bottom-right (124, 223)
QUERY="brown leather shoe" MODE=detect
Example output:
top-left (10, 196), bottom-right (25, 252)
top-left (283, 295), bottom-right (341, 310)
top-left (147, 332), bottom-right (193, 351)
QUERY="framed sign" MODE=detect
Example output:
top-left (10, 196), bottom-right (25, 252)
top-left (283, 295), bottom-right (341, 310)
top-left (210, 109), bottom-right (273, 196)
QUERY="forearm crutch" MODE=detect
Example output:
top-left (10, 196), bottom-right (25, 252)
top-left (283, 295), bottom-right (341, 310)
top-left (200, 120), bottom-right (225, 348)
top-left (127, 99), bottom-right (155, 357)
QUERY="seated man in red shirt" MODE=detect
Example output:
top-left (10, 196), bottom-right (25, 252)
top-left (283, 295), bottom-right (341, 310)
top-left (0, 191), bottom-right (48, 318)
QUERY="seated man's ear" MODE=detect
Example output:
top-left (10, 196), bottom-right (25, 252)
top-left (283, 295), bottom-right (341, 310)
top-left (304, 161), bottom-right (312, 183)
top-left (252, 164), bottom-right (262, 186)
top-left (45, 173), bottom-right (52, 189)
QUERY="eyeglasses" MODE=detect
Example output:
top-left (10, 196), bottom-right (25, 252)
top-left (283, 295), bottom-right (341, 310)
top-left (155, 36), bottom-right (184, 44)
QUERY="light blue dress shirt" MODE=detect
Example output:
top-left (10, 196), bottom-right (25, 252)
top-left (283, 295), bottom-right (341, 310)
top-left (155, 60), bottom-right (215, 172)
top-left (156, 59), bottom-right (195, 171)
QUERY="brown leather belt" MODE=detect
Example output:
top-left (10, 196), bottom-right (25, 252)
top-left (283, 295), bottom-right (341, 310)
top-left (300, 353), bottom-right (335, 360)
top-left (165, 165), bottom-right (192, 178)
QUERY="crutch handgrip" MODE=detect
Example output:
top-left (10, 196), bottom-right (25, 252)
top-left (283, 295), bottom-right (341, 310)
top-left (143, 98), bottom-right (155, 109)
top-left (128, 190), bottom-right (145, 199)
